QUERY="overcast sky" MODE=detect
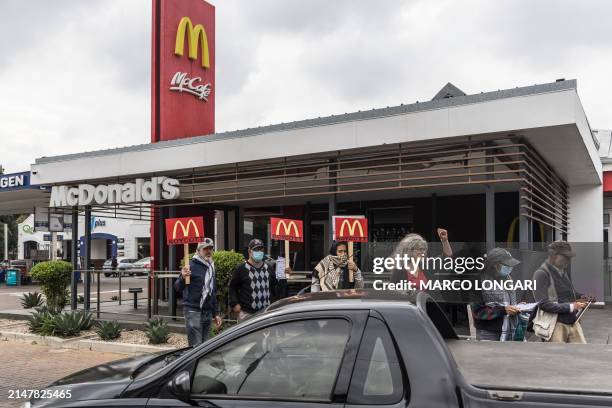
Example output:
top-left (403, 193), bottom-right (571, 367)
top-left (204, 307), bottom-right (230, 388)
top-left (1, 0), bottom-right (611, 173)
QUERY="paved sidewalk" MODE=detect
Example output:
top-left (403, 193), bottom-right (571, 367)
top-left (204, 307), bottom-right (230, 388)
top-left (0, 340), bottom-right (125, 407)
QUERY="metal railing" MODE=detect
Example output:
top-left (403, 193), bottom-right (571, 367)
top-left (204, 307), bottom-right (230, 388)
top-left (69, 269), bottom-right (313, 322)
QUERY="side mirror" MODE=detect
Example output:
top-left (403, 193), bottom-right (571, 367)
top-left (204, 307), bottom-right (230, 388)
top-left (168, 370), bottom-right (191, 401)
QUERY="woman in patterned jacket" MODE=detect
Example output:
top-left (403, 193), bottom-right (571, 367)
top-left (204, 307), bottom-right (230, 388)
top-left (312, 241), bottom-right (364, 292)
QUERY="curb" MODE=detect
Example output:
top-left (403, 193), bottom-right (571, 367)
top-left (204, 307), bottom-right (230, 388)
top-left (0, 331), bottom-right (95, 348)
top-left (0, 330), bottom-right (176, 355)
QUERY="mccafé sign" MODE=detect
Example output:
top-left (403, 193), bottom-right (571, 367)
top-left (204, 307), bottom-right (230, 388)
top-left (50, 177), bottom-right (180, 207)
top-left (169, 16), bottom-right (212, 102)
top-left (152, 0), bottom-right (215, 142)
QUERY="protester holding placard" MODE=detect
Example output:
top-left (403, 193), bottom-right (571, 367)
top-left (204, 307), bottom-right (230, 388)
top-left (312, 241), bottom-right (364, 292)
top-left (229, 238), bottom-right (291, 322)
top-left (175, 238), bottom-right (222, 346)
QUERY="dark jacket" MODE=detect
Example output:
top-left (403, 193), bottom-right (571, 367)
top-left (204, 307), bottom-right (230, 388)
top-left (174, 257), bottom-right (219, 313)
top-left (533, 261), bottom-right (583, 325)
top-left (472, 303), bottom-right (506, 333)
top-left (229, 261), bottom-right (283, 314)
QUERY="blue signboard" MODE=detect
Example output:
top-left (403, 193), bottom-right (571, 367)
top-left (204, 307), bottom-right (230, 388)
top-left (0, 171), bottom-right (32, 192)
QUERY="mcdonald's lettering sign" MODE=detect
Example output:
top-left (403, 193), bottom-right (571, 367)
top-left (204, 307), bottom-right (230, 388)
top-left (165, 217), bottom-right (205, 245)
top-left (271, 217), bottom-right (304, 242)
top-left (333, 216), bottom-right (368, 242)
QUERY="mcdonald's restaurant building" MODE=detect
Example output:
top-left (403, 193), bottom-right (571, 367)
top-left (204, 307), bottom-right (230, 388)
top-left (13, 79), bottom-right (602, 303)
top-left (0, 0), bottom-right (605, 310)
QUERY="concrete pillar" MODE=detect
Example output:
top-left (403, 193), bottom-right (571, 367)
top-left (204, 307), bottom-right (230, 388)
top-left (567, 184), bottom-right (604, 301)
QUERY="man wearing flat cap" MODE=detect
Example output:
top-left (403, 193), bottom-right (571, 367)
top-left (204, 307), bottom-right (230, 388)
top-left (533, 240), bottom-right (592, 343)
top-left (175, 237), bottom-right (222, 346)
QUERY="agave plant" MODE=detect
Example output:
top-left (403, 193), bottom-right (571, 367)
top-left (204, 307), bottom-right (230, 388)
top-left (145, 318), bottom-right (170, 344)
top-left (96, 320), bottom-right (122, 341)
top-left (75, 310), bottom-right (94, 330)
top-left (52, 311), bottom-right (82, 337)
top-left (146, 317), bottom-right (166, 328)
top-left (20, 292), bottom-right (44, 309)
top-left (27, 307), bottom-right (51, 334)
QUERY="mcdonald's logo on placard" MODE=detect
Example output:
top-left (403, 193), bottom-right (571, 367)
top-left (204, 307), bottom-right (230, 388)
top-left (174, 16), bottom-right (210, 69)
top-left (165, 216), bottom-right (205, 245)
top-left (333, 216), bottom-right (368, 242)
top-left (271, 217), bottom-right (304, 242)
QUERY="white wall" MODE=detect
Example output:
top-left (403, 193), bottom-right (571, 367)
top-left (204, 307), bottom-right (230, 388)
top-left (567, 184), bottom-right (604, 300)
top-left (17, 214), bottom-right (150, 260)
top-left (568, 184), bottom-right (603, 242)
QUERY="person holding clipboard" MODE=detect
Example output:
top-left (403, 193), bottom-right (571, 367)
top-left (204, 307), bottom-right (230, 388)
top-left (533, 241), bottom-right (594, 344)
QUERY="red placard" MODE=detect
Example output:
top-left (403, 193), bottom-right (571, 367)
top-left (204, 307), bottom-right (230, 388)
top-left (333, 216), bottom-right (368, 242)
top-left (165, 216), bottom-right (205, 245)
top-left (152, 0), bottom-right (215, 142)
top-left (271, 217), bottom-right (304, 242)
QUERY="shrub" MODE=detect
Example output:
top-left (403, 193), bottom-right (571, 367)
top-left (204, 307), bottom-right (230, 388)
top-left (75, 310), bottom-right (94, 330)
top-left (27, 307), bottom-right (53, 335)
top-left (52, 312), bottom-right (82, 337)
top-left (96, 320), bottom-right (121, 341)
top-left (30, 261), bottom-right (72, 314)
top-left (27, 308), bottom-right (92, 338)
top-left (77, 295), bottom-right (85, 304)
top-left (145, 318), bottom-right (170, 344)
top-left (21, 292), bottom-right (44, 309)
top-left (212, 251), bottom-right (244, 312)
top-left (110, 295), bottom-right (119, 301)
top-left (209, 319), bottom-right (235, 338)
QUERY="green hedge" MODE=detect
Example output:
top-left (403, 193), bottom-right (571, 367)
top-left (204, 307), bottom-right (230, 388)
top-left (30, 260), bottom-right (72, 314)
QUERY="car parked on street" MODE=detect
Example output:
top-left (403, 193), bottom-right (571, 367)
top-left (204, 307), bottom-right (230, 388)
top-left (102, 258), bottom-right (137, 277)
top-left (130, 257), bottom-right (151, 276)
top-left (27, 290), bottom-right (612, 407)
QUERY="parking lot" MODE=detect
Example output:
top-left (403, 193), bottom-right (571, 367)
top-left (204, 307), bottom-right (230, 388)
top-left (0, 275), bottom-right (151, 311)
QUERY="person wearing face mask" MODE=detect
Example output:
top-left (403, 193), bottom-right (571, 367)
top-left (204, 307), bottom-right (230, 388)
top-left (533, 241), bottom-right (592, 343)
top-left (311, 241), bottom-right (364, 292)
top-left (229, 238), bottom-right (291, 322)
top-left (176, 238), bottom-right (222, 347)
top-left (472, 247), bottom-right (523, 341)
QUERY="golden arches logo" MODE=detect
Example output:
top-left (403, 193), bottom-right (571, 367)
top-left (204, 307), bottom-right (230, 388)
top-left (275, 220), bottom-right (300, 238)
top-left (174, 16), bottom-right (210, 69)
top-left (339, 219), bottom-right (365, 237)
top-left (172, 219), bottom-right (200, 239)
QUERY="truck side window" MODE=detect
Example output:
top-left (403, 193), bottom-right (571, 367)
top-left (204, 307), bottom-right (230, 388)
top-left (191, 318), bottom-right (350, 400)
top-left (347, 317), bottom-right (405, 405)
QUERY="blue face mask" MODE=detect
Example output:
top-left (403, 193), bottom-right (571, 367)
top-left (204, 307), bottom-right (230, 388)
top-left (252, 251), bottom-right (264, 262)
top-left (500, 264), bottom-right (513, 277)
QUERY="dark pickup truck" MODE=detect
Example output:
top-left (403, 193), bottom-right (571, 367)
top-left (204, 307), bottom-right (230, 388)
top-left (28, 290), bottom-right (612, 407)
